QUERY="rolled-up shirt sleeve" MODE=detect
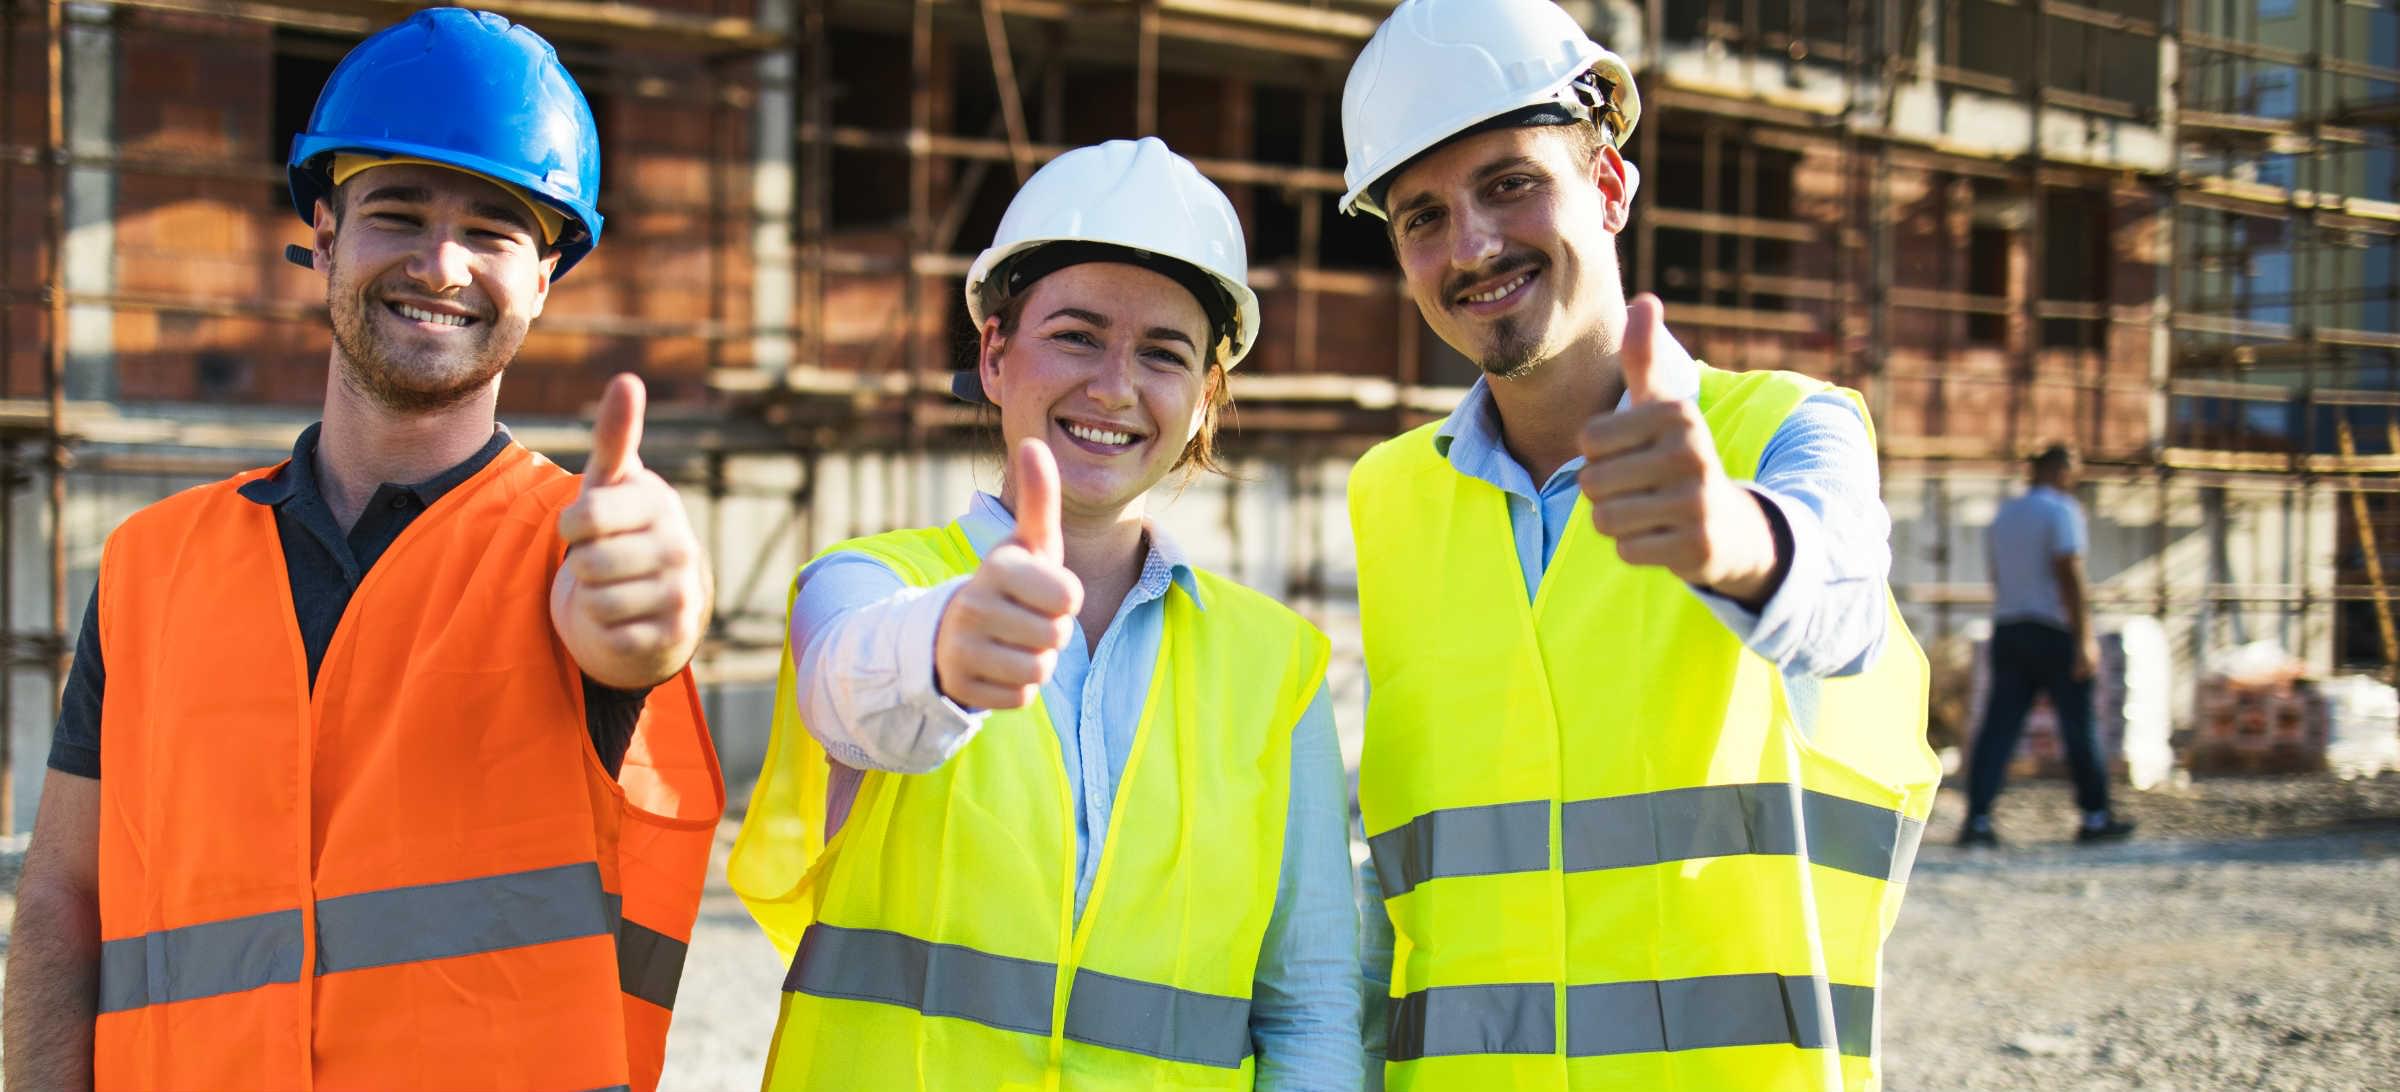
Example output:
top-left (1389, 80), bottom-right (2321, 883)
top-left (789, 552), bottom-right (985, 774)
top-left (1690, 392), bottom-right (1893, 679)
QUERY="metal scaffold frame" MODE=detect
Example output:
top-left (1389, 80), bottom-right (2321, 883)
top-left (4, 0), bottom-right (2398, 821)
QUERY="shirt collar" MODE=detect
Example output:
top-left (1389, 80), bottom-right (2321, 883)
top-left (1430, 376), bottom-right (1495, 460)
top-left (958, 491), bottom-right (1205, 610)
top-left (237, 422), bottom-right (512, 509)
top-left (1429, 325), bottom-right (1701, 485)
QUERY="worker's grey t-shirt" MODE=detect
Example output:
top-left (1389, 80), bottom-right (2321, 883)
top-left (1987, 484), bottom-right (2086, 630)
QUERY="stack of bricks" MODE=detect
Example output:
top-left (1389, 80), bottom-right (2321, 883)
top-left (2189, 674), bottom-right (2330, 774)
top-left (1964, 632), bottom-right (2131, 782)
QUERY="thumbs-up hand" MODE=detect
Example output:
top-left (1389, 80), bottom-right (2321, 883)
top-left (933, 439), bottom-right (1084, 710)
top-left (550, 374), bottom-right (711, 689)
top-left (1574, 295), bottom-right (1785, 607)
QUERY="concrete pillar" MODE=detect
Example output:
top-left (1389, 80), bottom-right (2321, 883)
top-left (752, 0), bottom-right (796, 374)
top-left (64, 1), bottom-right (114, 401)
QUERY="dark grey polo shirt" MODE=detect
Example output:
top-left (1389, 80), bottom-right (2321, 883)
top-left (47, 423), bottom-right (650, 780)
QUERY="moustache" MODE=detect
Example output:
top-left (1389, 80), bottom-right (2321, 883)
top-left (1444, 253), bottom-right (1543, 305)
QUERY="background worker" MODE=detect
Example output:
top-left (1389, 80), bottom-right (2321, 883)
top-left (1338, 0), bottom-right (1941, 1088)
top-left (2, 10), bottom-right (722, 1090)
top-left (1960, 443), bottom-right (2135, 847)
top-left (731, 137), bottom-right (1360, 1090)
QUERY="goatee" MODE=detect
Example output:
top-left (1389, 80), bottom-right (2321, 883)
top-left (1477, 318), bottom-right (1542, 380)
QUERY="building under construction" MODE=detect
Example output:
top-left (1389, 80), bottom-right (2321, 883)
top-left (2, 0), bottom-right (2395, 824)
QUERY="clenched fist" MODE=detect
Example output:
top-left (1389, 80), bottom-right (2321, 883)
top-left (550, 373), bottom-right (711, 689)
top-left (934, 439), bottom-right (1083, 710)
top-left (1576, 294), bottom-right (1785, 607)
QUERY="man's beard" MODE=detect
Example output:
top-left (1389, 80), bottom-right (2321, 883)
top-left (326, 262), bottom-right (520, 414)
top-left (1477, 317), bottom-right (1544, 381)
top-left (1447, 252), bottom-right (1549, 380)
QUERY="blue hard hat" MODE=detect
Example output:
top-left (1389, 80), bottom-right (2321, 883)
top-left (288, 8), bottom-right (604, 279)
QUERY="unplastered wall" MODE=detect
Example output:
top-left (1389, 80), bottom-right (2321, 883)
top-left (69, 6), bottom-right (764, 415)
top-left (12, 439), bottom-right (2339, 827)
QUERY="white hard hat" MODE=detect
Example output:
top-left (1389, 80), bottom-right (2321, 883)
top-left (1339, 0), bottom-right (1641, 219)
top-left (965, 137), bottom-right (1260, 370)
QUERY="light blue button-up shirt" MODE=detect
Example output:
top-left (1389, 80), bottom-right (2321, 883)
top-left (793, 494), bottom-right (1363, 1089)
top-left (1430, 376), bottom-right (1892, 681)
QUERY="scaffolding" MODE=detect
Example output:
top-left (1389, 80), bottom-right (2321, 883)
top-left (4, 0), bottom-right (2398, 826)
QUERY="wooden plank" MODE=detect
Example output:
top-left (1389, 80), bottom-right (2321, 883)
top-left (1667, 303), bottom-right (1817, 335)
top-left (1155, 0), bottom-right (1378, 39)
top-left (1648, 207), bottom-right (1819, 244)
top-left (2336, 416), bottom-right (2399, 671)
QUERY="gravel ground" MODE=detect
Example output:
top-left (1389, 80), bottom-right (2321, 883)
top-left (1884, 775), bottom-right (2400, 1092)
top-left (6, 774), bottom-right (2397, 1090)
top-left (662, 825), bottom-right (783, 1089)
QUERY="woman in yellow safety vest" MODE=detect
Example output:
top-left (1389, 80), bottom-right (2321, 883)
top-left (729, 137), bottom-right (1361, 1091)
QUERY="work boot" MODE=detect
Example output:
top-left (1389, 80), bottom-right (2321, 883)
top-left (2075, 816), bottom-right (2136, 844)
top-left (1956, 819), bottom-right (2001, 849)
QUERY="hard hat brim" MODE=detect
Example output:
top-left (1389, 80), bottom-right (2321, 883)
top-left (965, 236), bottom-right (1262, 370)
top-left (289, 137), bottom-right (602, 279)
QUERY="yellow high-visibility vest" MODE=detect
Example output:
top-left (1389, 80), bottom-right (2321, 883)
top-left (730, 523), bottom-right (1330, 1091)
top-left (1351, 364), bottom-right (1940, 1091)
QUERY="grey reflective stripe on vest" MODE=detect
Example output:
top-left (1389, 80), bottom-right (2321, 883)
top-left (1568, 974), bottom-right (1841, 1055)
top-left (1829, 981), bottom-right (1877, 1057)
top-left (1559, 785), bottom-right (1922, 881)
top-left (788, 923), bottom-right (1054, 1036)
top-left (1810, 792), bottom-right (1927, 884)
top-left (1388, 975), bottom-right (1878, 1061)
top-left (316, 861), bottom-right (612, 975)
top-left (100, 862), bottom-right (639, 1016)
top-left (1368, 800), bottom-right (1549, 899)
top-left (1372, 783), bottom-right (1921, 898)
top-left (1386, 983), bottom-right (1555, 1061)
top-left (98, 908), bottom-right (305, 1014)
top-left (1065, 968), bottom-right (1252, 1068)
top-left (788, 923), bottom-right (1256, 1069)
top-left (618, 917), bottom-right (688, 1010)
top-left (600, 890), bottom-right (689, 1011)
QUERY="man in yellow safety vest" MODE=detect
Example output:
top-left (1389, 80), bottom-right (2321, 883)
top-left (1338, 1), bottom-right (1942, 1088)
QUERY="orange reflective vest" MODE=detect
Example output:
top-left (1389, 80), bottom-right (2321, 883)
top-left (91, 441), bottom-right (724, 1091)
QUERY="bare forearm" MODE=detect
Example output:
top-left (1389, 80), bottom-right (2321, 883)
top-left (2061, 574), bottom-right (2092, 641)
top-left (4, 882), bottom-right (100, 1090)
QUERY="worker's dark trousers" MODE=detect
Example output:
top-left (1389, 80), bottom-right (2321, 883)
top-left (1966, 620), bottom-right (2110, 820)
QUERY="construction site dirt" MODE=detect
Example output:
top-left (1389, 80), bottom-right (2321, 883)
top-left (3, 773), bottom-right (2395, 1087)
top-left (1887, 777), bottom-right (2400, 1092)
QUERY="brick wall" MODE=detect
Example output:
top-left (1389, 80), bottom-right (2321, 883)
top-left (63, 6), bottom-right (764, 416)
top-left (1668, 132), bottom-right (2162, 459)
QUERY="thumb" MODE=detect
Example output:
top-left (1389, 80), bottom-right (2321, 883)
top-left (1007, 438), bottom-right (1063, 564)
top-left (584, 373), bottom-right (646, 493)
top-left (1620, 293), bottom-right (1666, 407)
